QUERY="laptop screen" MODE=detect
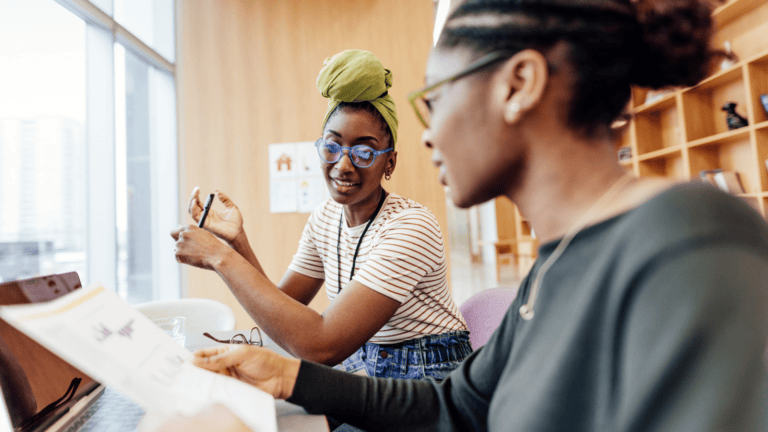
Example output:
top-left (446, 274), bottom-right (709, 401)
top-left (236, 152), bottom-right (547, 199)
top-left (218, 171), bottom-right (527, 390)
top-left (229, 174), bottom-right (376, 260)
top-left (0, 273), bottom-right (99, 431)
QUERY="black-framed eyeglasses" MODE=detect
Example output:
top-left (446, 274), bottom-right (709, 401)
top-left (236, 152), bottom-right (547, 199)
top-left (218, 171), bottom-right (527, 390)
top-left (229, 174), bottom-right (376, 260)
top-left (407, 51), bottom-right (517, 129)
top-left (315, 138), bottom-right (393, 168)
top-left (203, 327), bottom-right (263, 346)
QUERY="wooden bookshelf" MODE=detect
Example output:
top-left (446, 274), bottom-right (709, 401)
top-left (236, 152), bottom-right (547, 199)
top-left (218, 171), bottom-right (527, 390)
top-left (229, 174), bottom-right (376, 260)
top-left (621, 0), bottom-right (768, 217)
top-left (494, 196), bottom-right (538, 283)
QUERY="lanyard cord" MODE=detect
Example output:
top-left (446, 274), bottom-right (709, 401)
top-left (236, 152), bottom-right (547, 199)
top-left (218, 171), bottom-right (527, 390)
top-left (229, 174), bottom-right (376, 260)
top-left (337, 189), bottom-right (387, 293)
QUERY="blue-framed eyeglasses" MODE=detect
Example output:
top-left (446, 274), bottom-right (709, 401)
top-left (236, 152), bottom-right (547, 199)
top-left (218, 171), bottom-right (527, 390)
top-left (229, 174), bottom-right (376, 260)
top-left (315, 138), bottom-right (393, 168)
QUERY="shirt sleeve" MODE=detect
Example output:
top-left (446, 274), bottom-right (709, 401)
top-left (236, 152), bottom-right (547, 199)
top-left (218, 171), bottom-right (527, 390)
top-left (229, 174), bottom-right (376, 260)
top-left (352, 209), bottom-right (444, 303)
top-left (286, 211), bottom-right (326, 280)
top-left (286, 288), bottom-right (525, 431)
top-left (615, 243), bottom-right (768, 432)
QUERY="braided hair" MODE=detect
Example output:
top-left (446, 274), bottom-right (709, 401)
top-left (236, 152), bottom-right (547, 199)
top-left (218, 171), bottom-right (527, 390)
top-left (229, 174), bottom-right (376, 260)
top-left (438, 0), bottom-right (721, 135)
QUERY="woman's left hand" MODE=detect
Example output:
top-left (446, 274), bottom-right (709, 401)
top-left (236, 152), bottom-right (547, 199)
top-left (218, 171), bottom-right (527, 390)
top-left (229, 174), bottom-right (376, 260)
top-left (192, 345), bottom-right (301, 400)
top-left (171, 225), bottom-right (232, 270)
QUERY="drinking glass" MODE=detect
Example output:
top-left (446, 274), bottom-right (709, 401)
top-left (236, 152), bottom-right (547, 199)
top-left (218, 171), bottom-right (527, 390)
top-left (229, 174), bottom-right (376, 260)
top-left (153, 317), bottom-right (186, 347)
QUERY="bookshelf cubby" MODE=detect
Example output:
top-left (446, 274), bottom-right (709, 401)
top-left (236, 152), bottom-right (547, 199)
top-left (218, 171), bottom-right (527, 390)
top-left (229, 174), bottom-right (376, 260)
top-left (493, 0), bottom-right (768, 283)
top-left (494, 196), bottom-right (538, 283)
top-left (622, 0), bottom-right (768, 218)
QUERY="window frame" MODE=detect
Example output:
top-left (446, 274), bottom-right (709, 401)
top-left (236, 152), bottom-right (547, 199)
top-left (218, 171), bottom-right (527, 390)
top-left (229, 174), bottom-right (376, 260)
top-left (55, 0), bottom-right (179, 301)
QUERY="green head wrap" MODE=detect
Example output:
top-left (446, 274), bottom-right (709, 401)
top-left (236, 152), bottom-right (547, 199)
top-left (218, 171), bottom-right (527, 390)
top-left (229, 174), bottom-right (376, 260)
top-left (316, 49), bottom-right (399, 147)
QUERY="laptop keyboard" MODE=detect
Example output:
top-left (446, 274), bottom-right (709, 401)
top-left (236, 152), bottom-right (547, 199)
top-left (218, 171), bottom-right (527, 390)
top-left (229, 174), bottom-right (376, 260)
top-left (64, 388), bottom-right (145, 432)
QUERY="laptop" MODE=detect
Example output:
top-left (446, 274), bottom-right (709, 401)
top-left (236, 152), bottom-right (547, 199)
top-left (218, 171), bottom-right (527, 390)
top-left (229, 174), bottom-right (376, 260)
top-left (0, 273), bottom-right (144, 432)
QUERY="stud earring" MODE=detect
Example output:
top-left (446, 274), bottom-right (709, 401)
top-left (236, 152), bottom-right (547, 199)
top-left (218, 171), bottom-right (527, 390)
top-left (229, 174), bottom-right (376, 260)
top-left (509, 102), bottom-right (521, 114)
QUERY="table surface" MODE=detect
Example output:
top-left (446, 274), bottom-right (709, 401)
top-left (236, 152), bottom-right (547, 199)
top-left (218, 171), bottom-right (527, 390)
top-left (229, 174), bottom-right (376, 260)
top-left (187, 330), bottom-right (330, 432)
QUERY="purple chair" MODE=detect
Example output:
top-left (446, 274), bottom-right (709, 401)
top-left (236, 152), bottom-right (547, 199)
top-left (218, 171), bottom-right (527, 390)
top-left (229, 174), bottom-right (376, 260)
top-left (459, 287), bottom-right (519, 350)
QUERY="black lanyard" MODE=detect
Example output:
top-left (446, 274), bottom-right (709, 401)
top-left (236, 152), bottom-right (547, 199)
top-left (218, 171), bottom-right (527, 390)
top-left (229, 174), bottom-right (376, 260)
top-left (337, 189), bottom-right (387, 293)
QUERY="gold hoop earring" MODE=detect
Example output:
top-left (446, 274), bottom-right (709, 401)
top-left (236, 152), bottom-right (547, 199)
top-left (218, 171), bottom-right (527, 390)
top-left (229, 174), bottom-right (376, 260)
top-left (385, 171), bottom-right (392, 181)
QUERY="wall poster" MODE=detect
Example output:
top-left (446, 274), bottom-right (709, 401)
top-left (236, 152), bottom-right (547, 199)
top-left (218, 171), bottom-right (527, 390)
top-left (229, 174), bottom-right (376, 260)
top-left (268, 142), bottom-right (330, 213)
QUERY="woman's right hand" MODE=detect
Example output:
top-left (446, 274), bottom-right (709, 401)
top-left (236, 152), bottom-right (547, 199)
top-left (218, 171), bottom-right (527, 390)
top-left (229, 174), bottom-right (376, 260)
top-left (188, 187), bottom-right (244, 244)
top-left (192, 345), bottom-right (301, 400)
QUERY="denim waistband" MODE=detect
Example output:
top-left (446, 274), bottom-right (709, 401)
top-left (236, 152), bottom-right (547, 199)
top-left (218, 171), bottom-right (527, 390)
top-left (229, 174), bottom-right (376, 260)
top-left (373, 330), bottom-right (472, 365)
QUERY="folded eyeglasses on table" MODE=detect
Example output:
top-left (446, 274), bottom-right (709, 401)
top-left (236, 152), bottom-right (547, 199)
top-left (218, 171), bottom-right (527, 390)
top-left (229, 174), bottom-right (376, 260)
top-left (203, 327), bottom-right (263, 346)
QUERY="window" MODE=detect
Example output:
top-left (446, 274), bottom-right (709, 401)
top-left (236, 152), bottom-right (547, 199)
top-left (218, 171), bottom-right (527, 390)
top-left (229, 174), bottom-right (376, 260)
top-left (114, 0), bottom-right (175, 62)
top-left (0, 0), bottom-right (178, 303)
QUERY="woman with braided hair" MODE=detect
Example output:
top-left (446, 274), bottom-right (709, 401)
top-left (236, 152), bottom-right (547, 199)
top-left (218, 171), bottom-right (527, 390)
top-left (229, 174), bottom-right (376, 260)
top-left (171, 49), bottom-right (471, 383)
top-left (157, 0), bottom-right (768, 430)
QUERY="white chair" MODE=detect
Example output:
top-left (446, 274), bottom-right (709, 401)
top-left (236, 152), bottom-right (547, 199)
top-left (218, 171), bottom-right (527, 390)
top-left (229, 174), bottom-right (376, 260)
top-left (134, 298), bottom-right (237, 337)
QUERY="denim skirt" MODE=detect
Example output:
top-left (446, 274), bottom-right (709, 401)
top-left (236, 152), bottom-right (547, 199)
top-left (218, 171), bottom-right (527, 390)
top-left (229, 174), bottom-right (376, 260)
top-left (334, 330), bottom-right (472, 380)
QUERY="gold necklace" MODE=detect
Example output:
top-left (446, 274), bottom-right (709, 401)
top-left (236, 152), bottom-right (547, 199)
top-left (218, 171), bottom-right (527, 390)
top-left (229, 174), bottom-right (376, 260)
top-left (519, 173), bottom-right (636, 320)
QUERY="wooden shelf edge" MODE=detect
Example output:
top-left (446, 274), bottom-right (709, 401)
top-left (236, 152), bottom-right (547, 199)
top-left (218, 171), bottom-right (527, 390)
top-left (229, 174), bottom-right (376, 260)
top-left (631, 48), bottom-right (768, 116)
top-left (632, 92), bottom-right (677, 114)
top-left (744, 50), bottom-right (768, 67)
top-left (637, 146), bottom-right (682, 161)
top-left (687, 128), bottom-right (750, 147)
top-left (713, 0), bottom-right (765, 29)
top-left (686, 64), bottom-right (743, 92)
top-left (692, 48), bottom-right (768, 92)
top-left (675, 47), bottom-right (768, 95)
top-left (755, 121), bottom-right (768, 131)
top-left (737, 192), bottom-right (761, 198)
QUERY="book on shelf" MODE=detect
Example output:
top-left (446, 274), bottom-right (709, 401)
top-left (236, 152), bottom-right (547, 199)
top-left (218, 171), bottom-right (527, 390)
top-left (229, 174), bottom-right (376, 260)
top-left (644, 89), bottom-right (673, 105)
top-left (617, 146), bottom-right (632, 161)
top-left (715, 171), bottom-right (745, 194)
top-left (699, 169), bottom-right (745, 194)
top-left (699, 169), bottom-right (722, 186)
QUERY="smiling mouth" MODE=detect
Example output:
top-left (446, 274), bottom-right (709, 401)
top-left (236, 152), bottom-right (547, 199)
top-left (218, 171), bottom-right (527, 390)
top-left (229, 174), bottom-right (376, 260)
top-left (332, 178), bottom-right (359, 188)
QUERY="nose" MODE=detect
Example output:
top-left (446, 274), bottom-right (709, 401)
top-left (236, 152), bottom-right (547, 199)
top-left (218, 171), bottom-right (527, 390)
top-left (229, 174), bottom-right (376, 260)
top-left (421, 129), bottom-right (433, 149)
top-left (335, 147), bottom-right (356, 172)
top-left (431, 148), bottom-right (443, 168)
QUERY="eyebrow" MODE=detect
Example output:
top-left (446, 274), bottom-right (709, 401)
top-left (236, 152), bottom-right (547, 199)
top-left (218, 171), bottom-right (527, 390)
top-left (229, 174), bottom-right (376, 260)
top-left (325, 130), bottom-right (380, 143)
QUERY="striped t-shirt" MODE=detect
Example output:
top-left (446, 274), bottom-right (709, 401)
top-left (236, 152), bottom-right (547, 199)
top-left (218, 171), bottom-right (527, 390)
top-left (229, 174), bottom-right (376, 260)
top-left (287, 193), bottom-right (467, 344)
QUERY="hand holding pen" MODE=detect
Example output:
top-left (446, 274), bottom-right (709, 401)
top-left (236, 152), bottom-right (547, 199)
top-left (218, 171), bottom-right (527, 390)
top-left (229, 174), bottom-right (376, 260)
top-left (186, 187), bottom-right (246, 244)
top-left (198, 193), bottom-right (215, 228)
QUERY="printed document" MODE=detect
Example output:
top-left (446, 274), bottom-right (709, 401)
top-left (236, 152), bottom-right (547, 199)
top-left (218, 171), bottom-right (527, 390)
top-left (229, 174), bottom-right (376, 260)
top-left (0, 284), bottom-right (276, 432)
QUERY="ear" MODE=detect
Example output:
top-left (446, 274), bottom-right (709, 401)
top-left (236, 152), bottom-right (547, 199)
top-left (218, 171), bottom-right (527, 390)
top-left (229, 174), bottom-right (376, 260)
top-left (386, 150), bottom-right (397, 176)
top-left (497, 49), bottom-right (549, 124)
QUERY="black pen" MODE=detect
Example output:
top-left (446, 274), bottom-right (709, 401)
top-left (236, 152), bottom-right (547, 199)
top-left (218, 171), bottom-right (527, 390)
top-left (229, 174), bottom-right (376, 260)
top-left (198, 193), bottom-right (215, 228)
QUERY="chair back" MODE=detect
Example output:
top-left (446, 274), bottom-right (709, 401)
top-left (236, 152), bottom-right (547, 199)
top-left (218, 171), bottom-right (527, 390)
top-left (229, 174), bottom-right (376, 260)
top-left (134, 298), bottom-right (237, 336)
top-left (459, 287), bottom-right (518, 349)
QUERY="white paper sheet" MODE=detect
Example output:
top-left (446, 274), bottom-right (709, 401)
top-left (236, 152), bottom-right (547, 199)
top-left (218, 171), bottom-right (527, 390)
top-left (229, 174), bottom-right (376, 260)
top-left (0, 392), bottom-right (12, 432)
top-left (0, 285), bottom-right (276, 432)
top-left (298, 176), bottom-right (330, 213)
top-left (270, 177), bottom-right (299, 213)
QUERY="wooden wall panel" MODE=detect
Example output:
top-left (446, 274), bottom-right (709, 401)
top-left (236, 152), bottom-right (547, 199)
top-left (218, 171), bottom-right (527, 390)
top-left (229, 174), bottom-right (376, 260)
top-left (177, 1), bottom-right (441, 328)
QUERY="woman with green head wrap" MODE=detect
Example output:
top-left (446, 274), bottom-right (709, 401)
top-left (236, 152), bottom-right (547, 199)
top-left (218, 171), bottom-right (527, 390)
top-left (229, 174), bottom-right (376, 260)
top-left (171, 50), bottom-right (471, 386)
